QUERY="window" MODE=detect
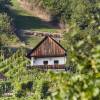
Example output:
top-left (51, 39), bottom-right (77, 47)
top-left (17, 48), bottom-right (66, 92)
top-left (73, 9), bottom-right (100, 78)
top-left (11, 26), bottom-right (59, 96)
top-left (43, 61), bottom-right (48, 65)
top-left (33, 60), bottom-right (35, 63)
top-left (54, 60), bottom-right (59, 65)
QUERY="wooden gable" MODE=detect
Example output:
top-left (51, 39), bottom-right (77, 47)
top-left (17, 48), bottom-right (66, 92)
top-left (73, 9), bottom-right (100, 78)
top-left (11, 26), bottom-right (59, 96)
top-left (27, 35), bottom-right (66, 58)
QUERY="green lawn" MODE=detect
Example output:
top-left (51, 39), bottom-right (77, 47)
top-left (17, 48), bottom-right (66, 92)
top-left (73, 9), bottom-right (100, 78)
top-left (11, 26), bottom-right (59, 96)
top-left (26, 36), bottom-right (43, 48)
top-left (10, 0), bottom-right (59, 32)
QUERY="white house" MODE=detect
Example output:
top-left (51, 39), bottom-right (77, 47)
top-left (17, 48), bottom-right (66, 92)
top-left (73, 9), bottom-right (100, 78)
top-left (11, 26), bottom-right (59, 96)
top-left (27, 35), bottom-right (67, 69)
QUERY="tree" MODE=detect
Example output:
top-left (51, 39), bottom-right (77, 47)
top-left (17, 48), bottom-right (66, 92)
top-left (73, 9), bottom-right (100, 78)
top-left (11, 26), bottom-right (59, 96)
top-left (0, 0), bottom-right (12, 13)
top-left (0, 13), bottom-right (14, 34)
top-left (63, 0), bottom-right (100, 73)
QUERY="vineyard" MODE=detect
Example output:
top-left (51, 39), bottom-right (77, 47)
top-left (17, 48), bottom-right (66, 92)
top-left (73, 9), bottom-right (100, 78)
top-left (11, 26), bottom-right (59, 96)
top-left (0, 47), bottom-right (100, 100)
top-left (0, 0), bottom-right (100, 99)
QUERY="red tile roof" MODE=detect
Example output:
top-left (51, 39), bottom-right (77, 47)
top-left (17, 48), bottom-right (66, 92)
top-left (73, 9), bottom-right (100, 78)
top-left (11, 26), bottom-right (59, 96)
top-left (27, 35), bottom-right (66, 58)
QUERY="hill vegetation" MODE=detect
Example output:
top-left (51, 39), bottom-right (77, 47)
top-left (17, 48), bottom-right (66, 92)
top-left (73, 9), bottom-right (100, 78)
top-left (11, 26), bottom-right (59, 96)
top-left (0, 0), bottom-right (20, 47)
top-left (0, 48), bottom-right (100, 100)
top-left (0, 0), bottom-right (100, 100)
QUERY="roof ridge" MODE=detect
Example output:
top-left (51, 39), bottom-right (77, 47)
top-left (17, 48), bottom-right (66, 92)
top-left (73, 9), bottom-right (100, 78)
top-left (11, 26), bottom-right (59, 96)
top-left (27, 35), bottom-right (66, 58)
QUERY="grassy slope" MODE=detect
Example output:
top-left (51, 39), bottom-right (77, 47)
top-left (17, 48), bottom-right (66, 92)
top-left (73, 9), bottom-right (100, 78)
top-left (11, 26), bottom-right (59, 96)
top-left (9, 0), bottom-right (60, 48)
top-left (10, 0), bottom-right (58, 32)
top-left (25, 36), bottom-right (43, 49)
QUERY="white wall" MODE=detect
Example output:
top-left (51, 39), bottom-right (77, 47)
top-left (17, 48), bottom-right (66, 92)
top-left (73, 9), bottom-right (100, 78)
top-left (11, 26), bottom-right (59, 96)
top-left (31, 57), bottom-right (66, 66)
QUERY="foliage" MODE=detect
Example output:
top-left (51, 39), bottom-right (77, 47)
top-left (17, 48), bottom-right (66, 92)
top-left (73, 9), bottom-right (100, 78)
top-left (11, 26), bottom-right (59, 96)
top-left (0, 0), bottom-right (11, 13)
top-left (0, 33), bottom-right (20, 46)
top-left (42, 0), bottom-right (100, 25)
top-left (63, 0), bottom-right (100, 73)
top-left (0, 48), bottom-right (100, 99)
top-left (0, 13), bottom-right (14, 34)
top-left (0, 81), bottom-right (12, 95)
top-left (0, 0), bottom-right (100, 100)
top-left (0, 0), bottom-right (21, 46)
top-left (21, 0), bottom-right (100, 28)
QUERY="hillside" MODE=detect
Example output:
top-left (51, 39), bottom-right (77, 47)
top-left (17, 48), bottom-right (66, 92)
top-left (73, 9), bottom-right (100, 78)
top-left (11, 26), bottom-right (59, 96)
top-left (0, 0), bottom-right (100, 100)
top-left (8, 0), bottom-right (63, 48)
top-left (10, 0), bottom-right (61, 31)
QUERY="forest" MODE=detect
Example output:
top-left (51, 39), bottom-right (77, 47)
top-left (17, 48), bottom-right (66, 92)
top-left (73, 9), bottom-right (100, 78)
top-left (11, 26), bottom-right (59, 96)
top-left (0, 0), bottom-right (100, 100)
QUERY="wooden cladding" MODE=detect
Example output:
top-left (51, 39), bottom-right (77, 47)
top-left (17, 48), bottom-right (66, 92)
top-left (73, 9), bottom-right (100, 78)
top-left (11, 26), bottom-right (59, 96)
top-left (27, 65), bottom-right (65, 69)
top-left (28, 36), bottom-right (66, 58)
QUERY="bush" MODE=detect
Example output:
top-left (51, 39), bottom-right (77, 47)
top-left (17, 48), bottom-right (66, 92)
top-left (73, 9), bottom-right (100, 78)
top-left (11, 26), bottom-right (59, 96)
top-left (0, 13), bottom-right (15, 34)
top-left (21, 81), bottom-right (33, 91)
top-left (15, 90), bottom-right (26, 98)
top-left (41, 81), bottom-right (51, 99)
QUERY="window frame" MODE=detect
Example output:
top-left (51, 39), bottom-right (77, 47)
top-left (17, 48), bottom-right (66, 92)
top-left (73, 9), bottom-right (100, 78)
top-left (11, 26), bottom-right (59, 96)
top-left (43, 61), bottom-right (48, 65)
top-left (54, 60), bottom-right (59, 65)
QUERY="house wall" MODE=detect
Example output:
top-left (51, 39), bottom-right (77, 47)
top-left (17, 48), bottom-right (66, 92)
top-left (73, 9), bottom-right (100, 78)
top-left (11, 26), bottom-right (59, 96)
top-left (31, 57), bottom-right (66, 66)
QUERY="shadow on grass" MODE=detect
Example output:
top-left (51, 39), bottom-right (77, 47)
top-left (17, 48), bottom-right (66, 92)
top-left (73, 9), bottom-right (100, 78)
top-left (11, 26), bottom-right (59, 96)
top-left (8, 0), bottom-right (60, 30)
top-left (14, 15), bottom-right (55, 30)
